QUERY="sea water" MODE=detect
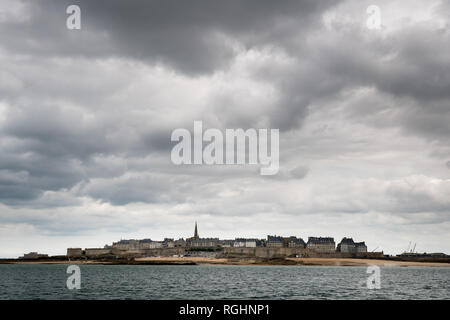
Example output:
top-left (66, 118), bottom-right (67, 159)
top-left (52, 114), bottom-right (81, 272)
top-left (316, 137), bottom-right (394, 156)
top-left (0, 264), bottom-right (448, 299)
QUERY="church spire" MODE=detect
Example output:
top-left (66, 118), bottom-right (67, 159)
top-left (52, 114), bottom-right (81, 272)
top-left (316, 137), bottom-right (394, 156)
top-left (194, 221), bottom-right (199, 239)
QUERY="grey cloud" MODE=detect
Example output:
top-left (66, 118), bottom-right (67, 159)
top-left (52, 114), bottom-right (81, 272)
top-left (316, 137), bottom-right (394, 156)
top-left (290, 166), bottom-right (309, 179)
top-left (293, 22), bottom-right (450, 146)
top-left (3, 103), bottom-right (111, 159)
top-left (265, 165), bottom-right (309, 180)
top-left (79, 172), bottom-right (198, 206)
top-left (1, 0), bottom-right (340, 75)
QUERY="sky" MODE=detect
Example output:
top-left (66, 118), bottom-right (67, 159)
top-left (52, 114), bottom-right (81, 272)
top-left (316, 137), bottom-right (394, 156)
top-left (0, 0), bottom-right (449, 257)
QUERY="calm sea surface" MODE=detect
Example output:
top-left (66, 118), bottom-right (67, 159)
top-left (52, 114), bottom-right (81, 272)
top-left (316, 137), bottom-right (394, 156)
top-left (0, 264), bottom-right (448, 299)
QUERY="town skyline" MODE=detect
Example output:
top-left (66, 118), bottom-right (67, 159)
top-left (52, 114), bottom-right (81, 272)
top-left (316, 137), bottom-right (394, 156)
top-left (63, 222), bottom-right (372, 261)
top-left (11, 221), bottom-right (449, 259)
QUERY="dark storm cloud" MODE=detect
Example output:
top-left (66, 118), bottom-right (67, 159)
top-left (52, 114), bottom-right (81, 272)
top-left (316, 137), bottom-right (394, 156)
top-left (79, 173), bottom-right (180, 206)
top-left (0, 101), bottom-right (175, 204)
top-left (199, 3), bottom-right (450, 132)
top-left (0, 148), bottom-right (85, 203)
top-left (313, 26), bottom-right (450, 103)
top-left (3, 0), bottom-right (446, 133)
top-left (0, 0), bottom-right (449, 213)
top-left (3, 103), bottom-right (109, 158)
top-left (1, 0), bottom-right (339, 74)
top-left (279, 18), bottom-right (450, 142)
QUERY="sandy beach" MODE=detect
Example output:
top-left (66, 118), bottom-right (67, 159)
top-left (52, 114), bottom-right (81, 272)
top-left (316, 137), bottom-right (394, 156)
top-left (286, 257), bottom-right (450, 267)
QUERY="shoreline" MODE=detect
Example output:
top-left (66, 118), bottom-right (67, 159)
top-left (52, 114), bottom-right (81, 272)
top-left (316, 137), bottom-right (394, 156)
top-left (2, 257), bottom-right (450, 267)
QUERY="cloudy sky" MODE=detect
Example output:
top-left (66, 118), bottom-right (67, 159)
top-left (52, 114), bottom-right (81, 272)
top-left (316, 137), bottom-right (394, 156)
top-left (0, 0), bottom-right (449, 257)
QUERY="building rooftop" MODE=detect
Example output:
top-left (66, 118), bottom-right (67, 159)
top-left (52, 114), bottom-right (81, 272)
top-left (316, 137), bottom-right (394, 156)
top-left (339, 237), bottom-right (355, 245)
top-left (289, 236), bottom-right (305, 244)
top-left (307, 237), bottom-right (335, 244)
top-left (267, 235), bottom-right (285, 242)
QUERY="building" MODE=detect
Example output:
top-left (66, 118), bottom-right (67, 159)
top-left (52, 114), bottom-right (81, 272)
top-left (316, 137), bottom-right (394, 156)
top-left (306, 237), bottom-right (335, 253)
top-left (267, 235), bottom-right (285, 247)
top-left (186, 222), bottom-right (219, 248)
top-left (174, 238), bottom-right (186, 248)
top-left (162, 238), bottom-right (175, 248)
top-left (142, 241), bottom-right (163, 249)
top-left (288, 236), bottom-right (306, 248)
top-left (234, 238), bottom-right (257, 248)
top-left (112, 239), bottom-right (140, 250)
top-left (67, 248), bottom-right (83, 257)
top-left (20, 252), bottom-right (49, 259)
top-left (355, 241), bottom-right (367, 253)
top-left (112, 239), bottom-right (163, 250)
top-left (233, 239), bottom-right (245, 247)
top-left (194, 222), bottom-right (199, 239)
top-left (220, 240), bottom-right (235, 247)
top-left (188, 238), bottom-right (220, 248)
top-left (337, 237), bottom-right (356, 253)
top-left (337, 238), bottom-right (368, 254)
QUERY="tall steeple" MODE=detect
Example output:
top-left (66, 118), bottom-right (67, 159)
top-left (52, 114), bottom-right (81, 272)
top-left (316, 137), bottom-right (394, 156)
top-left (194, 221), bottom-right (199, 239)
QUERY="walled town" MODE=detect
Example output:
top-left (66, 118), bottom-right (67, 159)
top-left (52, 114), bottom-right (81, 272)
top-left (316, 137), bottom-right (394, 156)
top-left (66, 222), bottom-right (383, 260)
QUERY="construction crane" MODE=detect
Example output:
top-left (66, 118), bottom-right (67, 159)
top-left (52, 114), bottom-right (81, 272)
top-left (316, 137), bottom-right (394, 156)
top-left (412, 243), bottom-right (416, 253)
top-left (371, 246), bottom-right (379, 252)
top-left (406, 241), bottom-right (411, 253)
